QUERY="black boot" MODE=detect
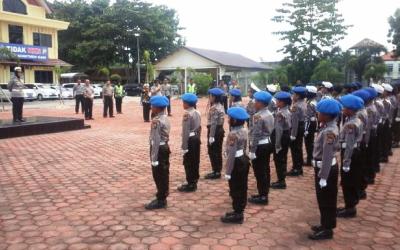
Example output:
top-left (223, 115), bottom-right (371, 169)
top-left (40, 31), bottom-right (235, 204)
top-left (359, 190), bottom-right (367, 200)
top-left (270, 181), bottom-right (287, 189)
top-left (220, 212), bottom-right (244, 224)
top-left (177, 183), bottom-right (197, 192)
top-left (311, 225), bottom-right (323, 232)
top-left (304, 160), bottom-right (312, 166)
top-left (308, 228), bottom-right (333, 240)
top-left (336, 207), bottom-right (356, 218)
top-left (286, 169), bottom-right (303, 177)
top-left (248, 195), bottom-right (268, 205)
top-left (204, 172), bottom-right (221, 180)
top-left (145, 199), bottom-right (167, 210)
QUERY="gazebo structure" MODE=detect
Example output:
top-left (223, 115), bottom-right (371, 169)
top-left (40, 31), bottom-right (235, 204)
top-left (349, 38), bottom-right (386, 55)
top-left (154, 46), bottom-right (271, 93)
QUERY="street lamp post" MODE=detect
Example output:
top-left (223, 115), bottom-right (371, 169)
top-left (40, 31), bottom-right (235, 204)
top-left (134, 31), bottom-right (140, 84)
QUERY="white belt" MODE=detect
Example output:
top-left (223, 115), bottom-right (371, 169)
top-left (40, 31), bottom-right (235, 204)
top-left (160, 141), bottom-right (166, 145)
top-left (312, 158), bottom-right (337, 168)
top-left (310, 117), bottom-right (316, 121)
top-left (235, 149), bottom-right (244, 158)
top-left (189, 132), bottom-right (196, 137)
top-left (341, 143), bottom-right (359, 149)
top-left (258, 137), bottom-right (271, 145)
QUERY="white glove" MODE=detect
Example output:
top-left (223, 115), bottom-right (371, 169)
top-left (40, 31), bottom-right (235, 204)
top-left (319, 178), bottom-right (327, 188)
top-left (304, 131), bottom-right (309, 136)
top-left (395, 117), bottom-right (400, 122)
top-left (209, 137), bottom-right (215, 144)
top-left (151, 161), bottom-right (159, 167)
top-left (249, 152), bottom-right (257, 160)
top-left (290, 136), bottom-right (296, 141)
top-left (224, 174), bottom-right (231, 180)
top-left (276, 148), bottom-right (281, 154)
top-left (343, 166), bottom-right (350, 173)
top-left (181, 149), bottom-right (189, 156)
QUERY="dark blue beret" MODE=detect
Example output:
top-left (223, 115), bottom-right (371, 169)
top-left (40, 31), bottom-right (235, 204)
top-left (316, 99), bottom-right (342, 116)
top-left (227, 107), bottom-right (249, 121)
top-left (208, 88), bottom-right (224, 96)
top-left (254, 91), bottom-right (272, 105)
top-left (351, 90), bottom-right (370, 103)
top-left (229, 88), bottom-right (241, 97)
top-left (340, 94), bottom-right (364, 110)
top-left (292, 86), bottom-right (307, 94)
top-left (181, 93), bottom-right (198, 104)
top-left (150, 96), bottom-right (169, 108)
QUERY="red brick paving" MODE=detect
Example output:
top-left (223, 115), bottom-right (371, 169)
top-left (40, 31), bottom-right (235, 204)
top-left (1, 98), bottom-right (400, 249)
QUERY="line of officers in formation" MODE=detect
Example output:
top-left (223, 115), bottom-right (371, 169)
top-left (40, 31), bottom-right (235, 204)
top-left (145, 80), bottom-right (400, 241)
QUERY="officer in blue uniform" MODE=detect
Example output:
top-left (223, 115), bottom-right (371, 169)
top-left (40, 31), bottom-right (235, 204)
top-left (146, 96), bottom-right (171, 210)
top-left (309, 99), bottom-right (341, 240)
top-left (221, 107), bottom-right (250, 224)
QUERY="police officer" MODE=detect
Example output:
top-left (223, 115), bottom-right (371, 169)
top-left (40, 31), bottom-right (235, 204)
top-left (83, 79), bottom-right (94, 120)
top-left (247, 83), bottom-right (260, 129)
top-left (309, 99), bottom-right (341, 240)
top-left (221, 107), bottom-right (250, 224)
top-left (393, 86), bottom-right (400, 148)
top-left (271, 91), bottom-right (292, 189)
top-left (187, 78), bottom-right (197, 94)
top-left (73, 79), bottom-right (85, 114)
top-left (372, 84), bottom-right (385, 172)
top-left (266, 84), bottom-right (278, 114)
top-left (390, 85), bottom-right (399, 149)
top-left (141, 84), bottom-right (151, 122)
top-left (248, 91), bottom-right (274, 205)
top-left (351, 89), bottom-right (370, 200)
top-left (364, 87), bottom-right (379, 185)
top-left (317, 81), bottom-right (334, 101)
top-left (205, 88), bottom-right (225, 179)
top-left (229, 88), bottom-right (244, 108)
top-left (178, 93), bottom-right (201, 192)
top-left (146, 96), bottom-right (171, 210)
top-left (7, 67), bottom-right (25, 123)
top-left (287, 86), bottom-right (307, 176)
top-left (114, 82), bottom-right (125, 114)
top-left (337, 94), bottom-right (364, 218)
top-left (382, 83), bottom-right (394, 158)
top-left (102, 80), bottom-right (114, 118)
top-left (161, 78), bottom-right (172, 116)
top-left (304, 85), bottom-right (318, 166)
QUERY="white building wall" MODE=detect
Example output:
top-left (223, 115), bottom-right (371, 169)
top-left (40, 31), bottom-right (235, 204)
top-left (384, 60), bottom-right (400, 81)
top-left (155, 48), bottom-right (219, 70)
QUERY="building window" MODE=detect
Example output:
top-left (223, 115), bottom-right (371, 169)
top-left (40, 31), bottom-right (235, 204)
top-left (33, 33), bottom-right (52, 48)
top-left (9, 25), bottom-right (24, 44)
top-left (387, 64), bottom-right (393, 74)
top-left (34, 71), bottom-right (53, 84)
top-left (3, 0), bottom-right (27, 14)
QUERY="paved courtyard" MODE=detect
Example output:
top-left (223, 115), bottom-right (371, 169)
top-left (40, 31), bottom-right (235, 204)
top-left (1, 98), bottom-right (400, 250)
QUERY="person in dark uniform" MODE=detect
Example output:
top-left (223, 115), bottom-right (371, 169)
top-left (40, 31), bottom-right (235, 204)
top-left (141, 84), bottom-right (151, 122)
top-left (221, 107), bottom-right (250, 224)
top-left (337, 95), bottom-right (364, 218)
top-left (364, 87), bottom-right (379, 185)
top-left (351, 89), bottom-right (370, 200)
top-left (205, 88), bottom-right (225, 179)
top-left (248, 91), bottom-right (274, 205)
top-left (308, 98), bottom-right (341, 240)
top-left (304, 85), bottom-right (318, 166)
top-left (145, 96), bottom-right (171, 210)
top-left (7, 67), bottom-right (25, 123)
top-left (102, 80), bottom-right (114, 118)
top-left (83, 79), bottom-right (94, 120)
top-left (178, 93), bottom-right (201, 192)
top-left (287, 86), bottom-right (307, 176)
top-left (73, 79), bottom-right (85, 114)
top-left (271, 91), bottom-right (292, 189)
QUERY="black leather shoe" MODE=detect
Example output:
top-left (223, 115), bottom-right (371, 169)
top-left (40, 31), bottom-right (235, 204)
top-left (204, 172), bottom-right (221, 180)
top-left (177, 183), bottom-right (197, 192)
top-left (270, 181), bottom-right (287, 189)
top-left (248, 195), bottom-right (268, 205)
top-left (286, 169), bottom-right (303, 177)
top-left (145, 199), bottom-right (167, 210)
top-left (337, 207), bottom-right (356, 218)
top-left (311, 225), bottom-right (323, 232)
top-left (18, 118), bottom-right (26, 122)
top-left (220, 212), bottom-right (244, 224)
top-left (359, 190), bottom-right (367, 200)
top-left (308, 229), bottom-right (333, 240)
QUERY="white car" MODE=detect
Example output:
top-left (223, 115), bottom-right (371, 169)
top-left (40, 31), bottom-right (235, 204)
top-left (0, 83), bottom-right (37, 101)
top-left (92, 84), bottom-right (102, 98)
top-left (61, 83), bottom-right (76, 99)
top-left (25, 83), bottom-right (59, 101)
top-left (0, 84), bottom-right (11, 101)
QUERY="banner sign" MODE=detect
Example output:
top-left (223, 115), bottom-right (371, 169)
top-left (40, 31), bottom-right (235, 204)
top-left (0, 42), bottom-right (48, 61)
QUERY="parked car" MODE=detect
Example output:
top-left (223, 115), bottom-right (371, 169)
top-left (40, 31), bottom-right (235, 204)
top-left (0, 83), bottom-right (37, 101)
top-left (92, 84), bottom-right (102, 98)
top-left (61, 83), bottom-right (76, 99)
top-left (51, 85), bottom-right (71, 99)
top-left (124, 83), bottom-right (141, 96)
top-left (0, 84), bottom-right (11, 101)
top-left (171, 85), bottom-right (179, 95)
top-left (25, 83), bottom-right (59, 101)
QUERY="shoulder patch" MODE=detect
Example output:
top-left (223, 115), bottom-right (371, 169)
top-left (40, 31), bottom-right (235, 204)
top-left (345, 123), bottom-right (355, 134)
top-left (152, 119), bottom-right (159, 129)
top-left (326, 132), bottom-right (336, 144)
top-left (254, 114), bottom-right (261, 122)
top-left (291, 106), bottom-right (297, 113)
top-left (228, 133), bottom-right (237, 146)
top-left (183, 113), bottom-right (189, 121)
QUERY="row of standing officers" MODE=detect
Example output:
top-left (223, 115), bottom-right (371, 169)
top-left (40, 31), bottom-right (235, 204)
top-left (145, 81), bottom-right (400, 241)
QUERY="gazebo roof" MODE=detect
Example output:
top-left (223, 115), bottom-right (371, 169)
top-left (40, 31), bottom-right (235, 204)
top-left (349, 38), bottom-right (385, 50)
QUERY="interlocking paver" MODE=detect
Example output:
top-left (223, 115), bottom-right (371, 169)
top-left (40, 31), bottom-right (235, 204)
top-left (1, 97), bottom-right (400, 249)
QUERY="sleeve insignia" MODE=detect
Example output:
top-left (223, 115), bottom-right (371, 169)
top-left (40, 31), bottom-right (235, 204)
top-left (183, 113), bottom-right (189, 121)
top-left (152, 120), bottom-right (159, 129)
top-left (345, 124), bottom-right (355, 134)
top-left (326, 132), bottom-right (336, 144)
top-left (291, 106), bottom-right (297, 113)
top-left (228, 134), bottom-right (237, 146)
top-left (253, 115), bottom-right (261, 123)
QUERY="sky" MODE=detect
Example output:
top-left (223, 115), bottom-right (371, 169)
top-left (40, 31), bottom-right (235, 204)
top-left (141, 0), bottom-right (398, 62)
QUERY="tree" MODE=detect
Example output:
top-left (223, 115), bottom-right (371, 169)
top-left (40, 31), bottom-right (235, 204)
top-left (268, 66), bottom-right (289, 85)
top-left (191, 73), bottom-right (213, 96)
top-left (311, 59), bottom-right (343, 83)
top-left (251, 72), bottom-right (268, 86)
top-left (272, 0), bottom-right (350, 82)
top-left (388, 9), bottom-right (400, 56)
top-left (363, 63), bottom-right (387, 83)
top-left (143, 50), bottom-right (155, 84)
top-left (0, 47), bottom-right (19, 63)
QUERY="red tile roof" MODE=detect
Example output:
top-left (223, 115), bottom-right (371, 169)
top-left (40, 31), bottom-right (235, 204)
top-left (382, 52), bottom-right (400, 61)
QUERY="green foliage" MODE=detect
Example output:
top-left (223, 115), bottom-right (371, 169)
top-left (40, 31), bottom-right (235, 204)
top-left (268, 66), bottom-right (289, 85)
top-left (347, 46), bottom-right (386, 82)
top-left (363, 63), bottom-right (387, 82)
top-left (0, 47), bottom-right (19, 62)
top-left (191, 73), bottom-right (213, 96)
top-left (251, 72), bottom-right (268, 86)
top-left (272, 0), bottom-right (350, 83)
top-left (388, 9), bottom-right (400, 56)
top-left (98, 67), bottom-right (110, 77)
top-left (143, 50), bottom-right (155, 84)
top-left (49, 0), bottom-right (184, 72)
top-left (110, 74), bottom-right (122, 83)
top-left (311, 59), bottom-right (343, 83)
